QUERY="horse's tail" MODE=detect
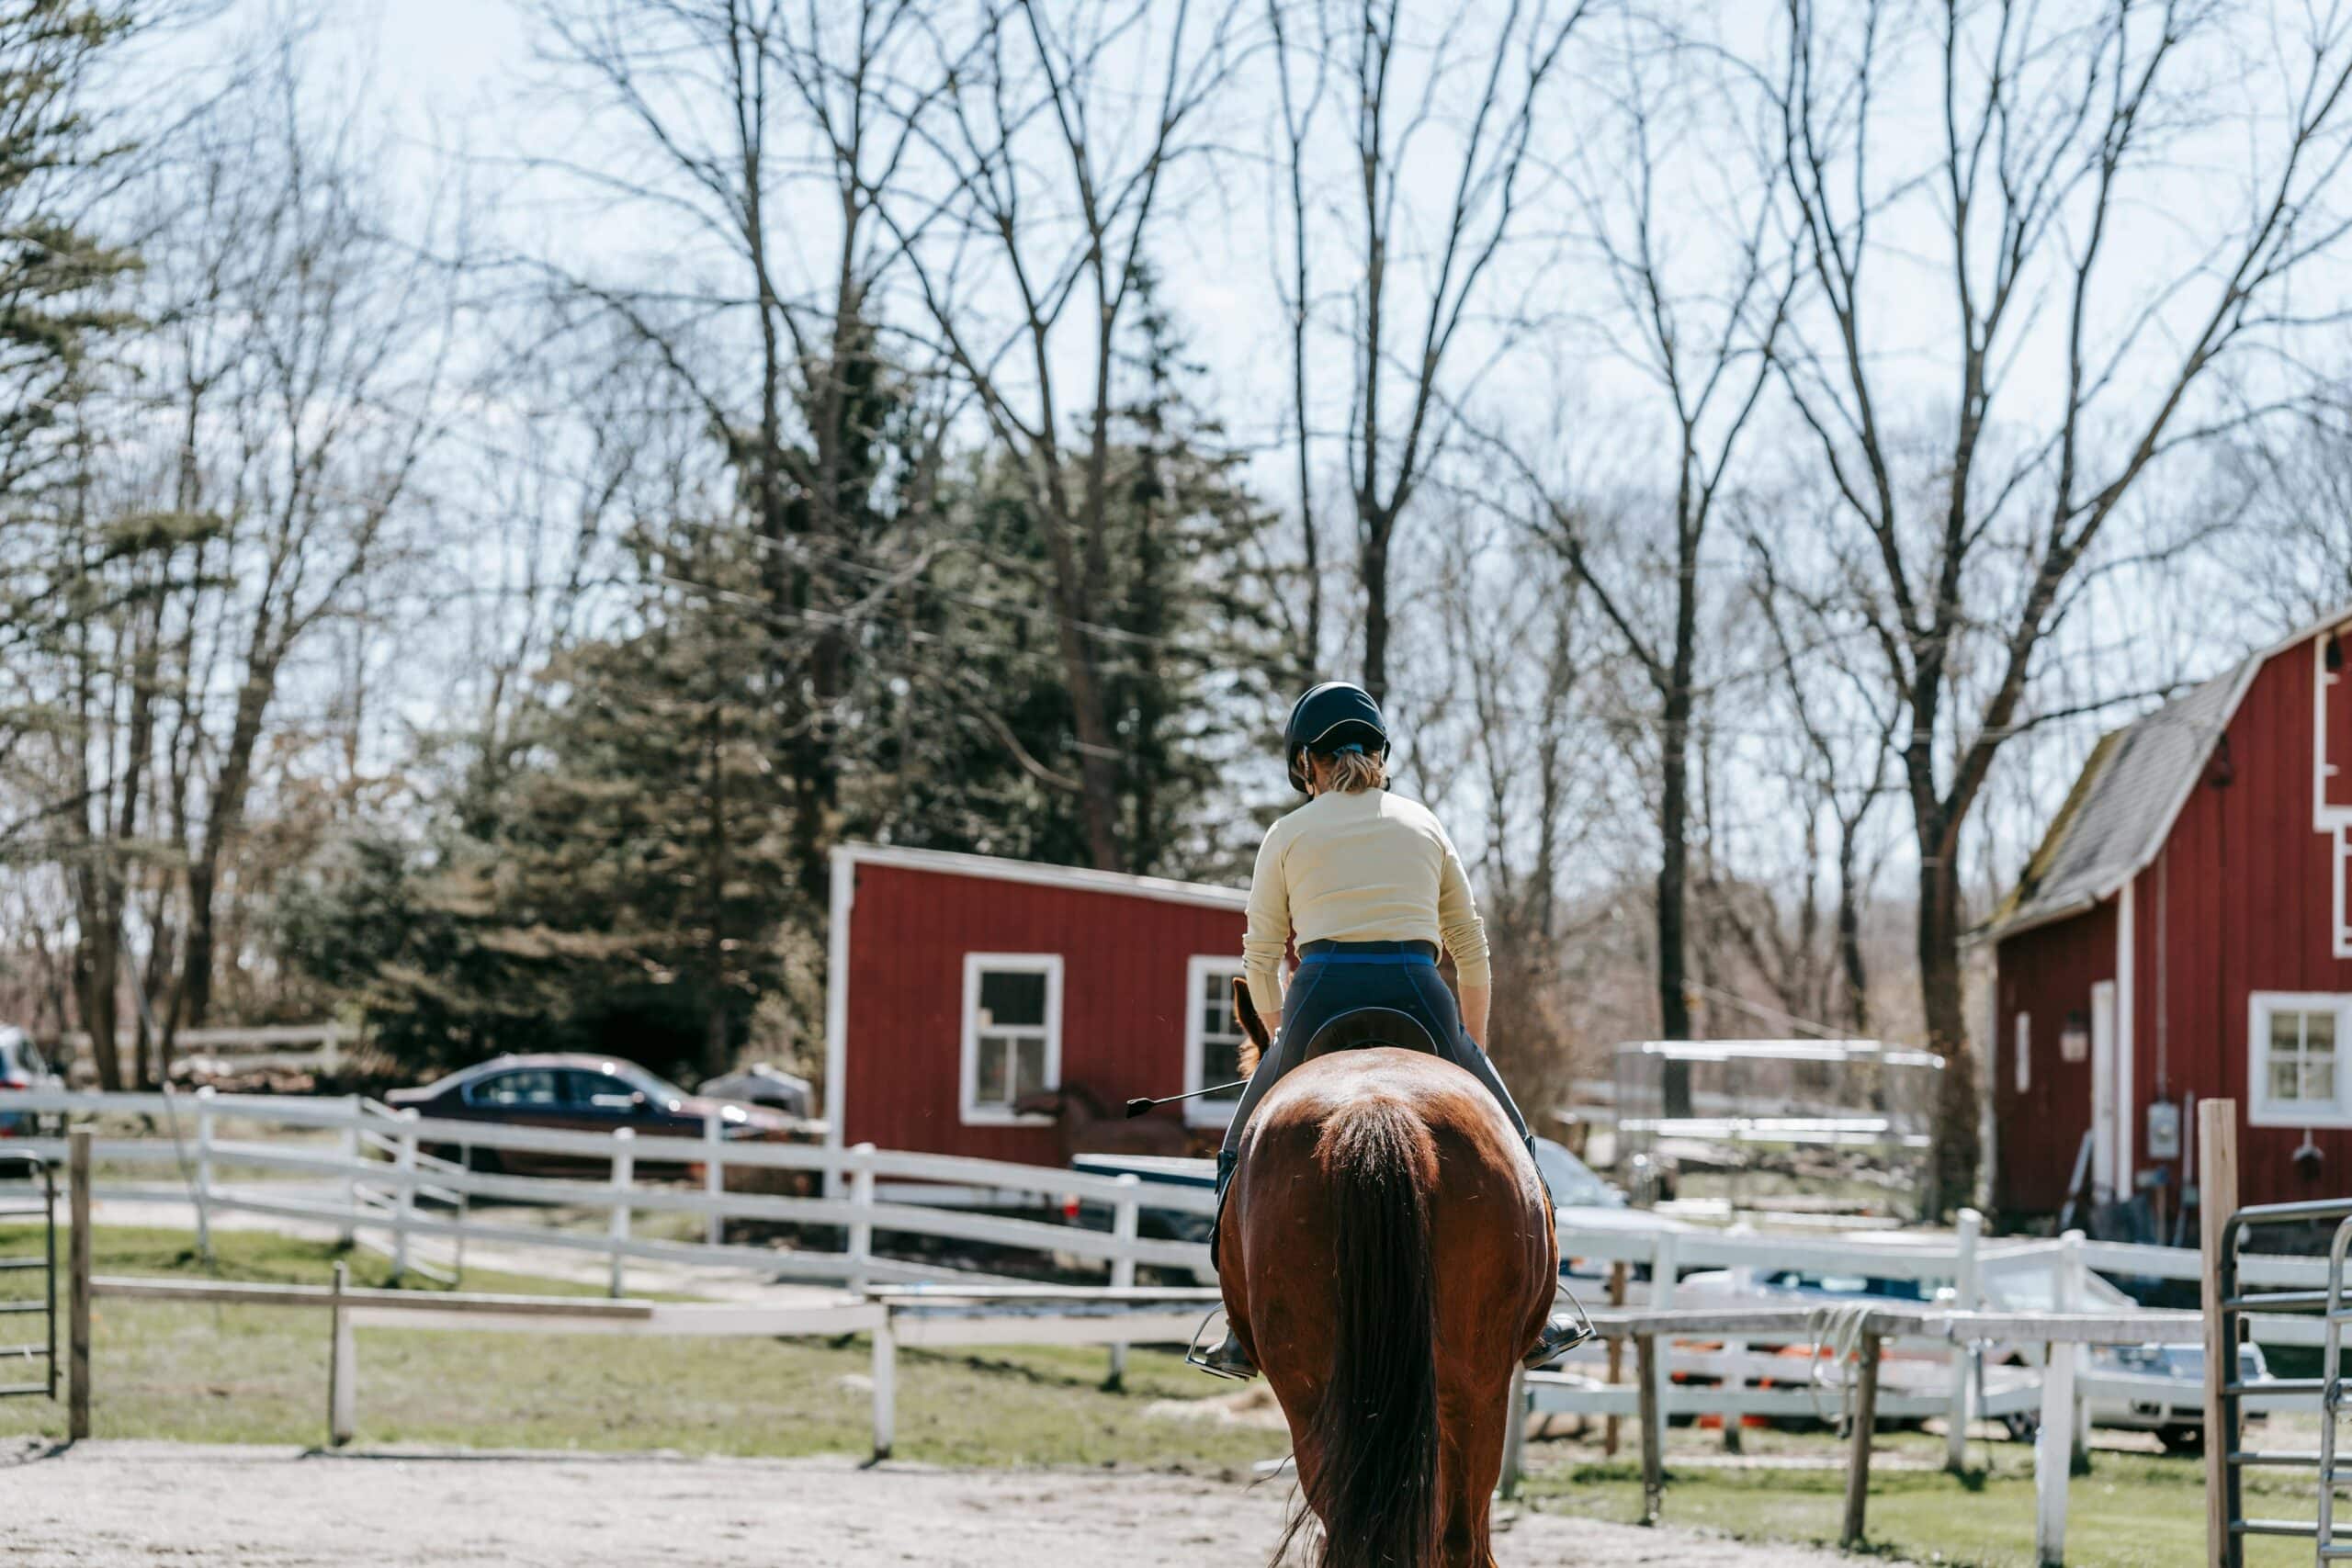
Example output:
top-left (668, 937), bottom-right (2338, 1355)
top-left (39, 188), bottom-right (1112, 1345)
top-left (1276, 1099), bottom-right (1440, 1568)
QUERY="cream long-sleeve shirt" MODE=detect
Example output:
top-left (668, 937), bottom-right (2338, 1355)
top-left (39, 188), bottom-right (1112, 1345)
top-left (1242, 787), bottom-right (1492, 1017)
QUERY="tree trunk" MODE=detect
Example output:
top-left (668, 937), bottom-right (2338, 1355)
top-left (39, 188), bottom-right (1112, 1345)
top-left (179, 651), bottom-right (279, 1032)
top-left (1916, 844), bottom-right (1980, 1216)
top-left (1836, 818), bottom-right (1870, 1034)
top-left (1657, 687), bottom-right (1693, 1114)
top-left (1361, 505), bottom-right (1393, 702)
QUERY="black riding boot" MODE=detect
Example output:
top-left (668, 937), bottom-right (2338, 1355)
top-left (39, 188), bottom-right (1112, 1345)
top-left (1523, 1139), bottom-right (1595, 1370)
top-left (1196, 1149), bottom-right (1258, 1379)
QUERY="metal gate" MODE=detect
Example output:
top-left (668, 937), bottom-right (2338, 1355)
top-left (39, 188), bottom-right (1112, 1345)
top-left (2211, 1195), bottom-right (2352, 1565)
top-left (0, 1151), bottom-right (57, 1400)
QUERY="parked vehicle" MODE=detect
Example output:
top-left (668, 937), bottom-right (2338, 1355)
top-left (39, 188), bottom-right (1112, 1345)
top-left (388, 1054), bottom-right (802, 1176)
top-left (1678, 1258), bottom-right (2267, 1448)
top-left (695, 1064), bottom-right (816, 1120)
top-left (0, 1028), bottom-right (62, 1135)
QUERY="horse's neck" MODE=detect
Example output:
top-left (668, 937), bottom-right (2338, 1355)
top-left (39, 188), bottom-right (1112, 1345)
top-left (1057, 1084), bottom-right (1104, 1126)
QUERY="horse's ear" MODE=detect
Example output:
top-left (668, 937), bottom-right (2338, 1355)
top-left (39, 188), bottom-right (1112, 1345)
top-left (1232, 976), bottom-right (1270, 1076)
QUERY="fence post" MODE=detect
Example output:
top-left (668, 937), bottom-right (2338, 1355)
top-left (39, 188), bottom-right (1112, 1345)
top-left (608, 1127), bottom-right (635, 1299)
top-left (1603, 1259), bottom-right (1627, 1457)
top-left (2058, 1228), bottom-right (2089, 1472)
top-left (1840, 1329), bottom-right (1883, 1550)
top-left (390, 1110), bottom-right (419, 1283)
top-left (2199, 1099), bottom-right (2241, 1568)
top-left (872, 1312), bottom-right (898, 1461)
top-left (327, 1259), bottom-right (355, 1448)
top-left (192, 1086), bottom-right (216, 1263)
top-left (68, 1126), bottom-right (91, 1442)
top-left (1499, 1365), bottom-right (1529, 1500)
top-left (337, 1094), bottom-right (362, 1245)
top-left (1947, 1206), bottom-right (1983, 1472)
top-left (2034, 1317), bottom-right (2077, 1567)
top-left (848, 1143), bottom-right (876, 1292)
top-left (703, 1110), bottom-right (724, 1248)
top-left (1648, 1229), bottom-right (1679, 1430)
top-left (1634, 1332), bottom-right (1663, 1526)
top-left (1106, 1173), bottom-right (1140, 1390)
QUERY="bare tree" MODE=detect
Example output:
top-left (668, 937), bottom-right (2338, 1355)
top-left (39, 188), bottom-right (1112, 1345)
top-left (1767, 0), bottom-right (2352, 1210)
top-left (876, 0), bottom-right (1242, 870)
top-left (1504, 21), bottom-right (1793, 1052)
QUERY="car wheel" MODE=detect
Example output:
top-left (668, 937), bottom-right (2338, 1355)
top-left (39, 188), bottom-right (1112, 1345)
top-left (2157, 1424), bottom-right (2203, 1455)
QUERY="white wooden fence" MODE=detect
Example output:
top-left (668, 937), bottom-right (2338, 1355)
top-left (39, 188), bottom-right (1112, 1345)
top-left (3, 1083), bottom-right (2307, 1459)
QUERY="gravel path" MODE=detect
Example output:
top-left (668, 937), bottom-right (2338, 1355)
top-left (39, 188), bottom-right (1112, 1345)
top-left (5, 1439), bottom-right (1892, 1566)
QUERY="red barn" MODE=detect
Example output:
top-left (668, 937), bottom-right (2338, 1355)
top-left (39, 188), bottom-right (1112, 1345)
top-left (821, 843), bottom-right (1250, 1176)
top-left (1985, 604), bottom-right (2352, 1219)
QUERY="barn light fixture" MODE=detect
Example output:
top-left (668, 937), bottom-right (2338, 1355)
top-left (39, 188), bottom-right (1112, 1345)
top-left (2060, 1011), bottom-right (2090, 1064)
top-left (2296, 1135), bottom-right (2326, 1182)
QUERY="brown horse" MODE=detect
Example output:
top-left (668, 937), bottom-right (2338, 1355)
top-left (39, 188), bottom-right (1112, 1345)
top-left (1219, 980), bottom-right (1557, 1568)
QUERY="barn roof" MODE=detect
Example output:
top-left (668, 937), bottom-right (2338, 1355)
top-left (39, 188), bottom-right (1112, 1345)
top-left (833, 841), bottom-right (1250, 912)
top-left (1981, 662), bottom-right (2258, 940)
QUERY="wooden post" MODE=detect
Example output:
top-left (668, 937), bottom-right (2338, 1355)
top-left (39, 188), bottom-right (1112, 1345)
top-left (1499, 1365), bottom-right (1528, 1500)
top-left (191, 1086), bottom-right (215, 1263)
top-left (1106, 1174), bottom-right (1138, 1389)
top-left (1635, 1332), bottom-right (1662, 1527)
top-left (1721, 1333), bottom-right (1746, 1453)
top-left (390, 1109), bottom-right (418, 1282)
top-left (326, 1260), bottom-right (355, 1448)
top-left (703, 1110), bottom-right (724, 1247)
top-left (1648, 1229), bottom-right (1679, 1435)
top-left (607, 1127), bottom-right (634, 1299)
top-left (2199, 1099), bottom-right (2240, 1568)
top-left (1840, 1330), bottom-right (1883, 1550)
top-left (1946, 1207), bottom-right (1982, 1472)
top-left (871, 1314), bottom-right (898, 1461)
top-left (1603, 1259), bottom-right (1627, 1457)
top-left (847, 1143), bottom-right (876, 1292)
top-left (2058, 1229), bottom-right (2090, 1473)
top-left (67, 1127), bottom-right (90, 1442)
top-left (2034, 1317), bottom-right (2077, 1566)
top-left (336, 1095), bottom-right (362, 1246)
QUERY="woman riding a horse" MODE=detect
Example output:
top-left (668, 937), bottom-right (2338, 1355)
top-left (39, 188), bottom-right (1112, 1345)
top-left (1199, 679), bottom-right (1586, 1381)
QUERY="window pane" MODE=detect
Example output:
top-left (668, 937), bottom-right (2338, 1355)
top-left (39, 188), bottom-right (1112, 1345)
top-left (2273, 1060), bottom-right (2302, 1100)
top-left (1202, 969), bottom-right (1227, 1006)
top-left (1202, 1033), bottom-right (1243, 1096)
top-left (2311, 1061), bottom-right (2338, 1103)
top-left (977, 1036), bottom-right (1010, 1105)
top-left (480, 1070), bottom-right (560, 1107)
top-left (2274, 1010), bottom-right (2307, 1057)
top-left (1013, 1038), bottom-right (1047, 1099)
top-left (2311, 1011), bottom-right (2338, 1053)
top-left (979, 970), bottom-right (1047, 1028)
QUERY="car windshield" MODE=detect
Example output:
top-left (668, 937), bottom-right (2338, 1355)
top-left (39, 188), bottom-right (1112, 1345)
top-left (1533, 1139), bottom-right (1623, 1208)
top-left (615, 1065), bottom-right (690, 1104)
top-left (1763, 1270), bottom-right (1929, 1302)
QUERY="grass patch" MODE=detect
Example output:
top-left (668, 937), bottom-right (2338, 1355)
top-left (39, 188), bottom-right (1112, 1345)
top-left (0, 1224), bottom-right (1284, 1471)
top-left (1517, 1427), bottom-right (2314, 1567)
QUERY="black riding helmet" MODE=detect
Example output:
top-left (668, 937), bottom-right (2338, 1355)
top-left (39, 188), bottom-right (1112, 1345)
top-left (1283, 681), bottom-right (1390, 793)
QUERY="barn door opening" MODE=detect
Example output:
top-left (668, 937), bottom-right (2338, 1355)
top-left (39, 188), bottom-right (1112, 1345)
top-left (2091, 980), bottom-right (2119, 1201)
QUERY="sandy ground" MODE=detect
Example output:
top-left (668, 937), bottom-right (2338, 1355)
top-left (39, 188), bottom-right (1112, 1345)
top-left (3, 1439), bottom-right (1894, 1566)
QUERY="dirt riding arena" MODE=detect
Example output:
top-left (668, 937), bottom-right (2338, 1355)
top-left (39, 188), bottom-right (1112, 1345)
top-left (6, 1440), bottom-right (1890, 1566)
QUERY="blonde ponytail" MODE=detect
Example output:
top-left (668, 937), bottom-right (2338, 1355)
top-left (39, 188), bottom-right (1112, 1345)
top-left (1311, 749), bottom-right (1389, 795)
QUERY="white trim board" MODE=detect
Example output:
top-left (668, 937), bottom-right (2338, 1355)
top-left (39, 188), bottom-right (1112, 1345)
top-left (823, 848), bottom-right (855, 1197)
top-left (959, 953), bottom-right (1065, 1126)
top-left (1181, 954), bottom-right (1249, 1130)
top-left (834, 841), bottom-right (1248, 912)
top-left (2247, 991), bottom-right (2352, 1129)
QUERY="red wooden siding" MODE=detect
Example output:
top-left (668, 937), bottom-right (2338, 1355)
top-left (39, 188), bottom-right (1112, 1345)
top-left (839, 860), bottom-right (1246, 1166)
top-left (1994, 898), bottom-right (2115, 1213)
top-left (2129, 634), bottom-right (2352, 1205)
top-left (1997, 625), bottom-right (2352, 1215)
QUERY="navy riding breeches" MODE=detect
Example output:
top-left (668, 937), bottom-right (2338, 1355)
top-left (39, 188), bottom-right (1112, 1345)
top-left (1215, 941), bottom-right (1534, 1191)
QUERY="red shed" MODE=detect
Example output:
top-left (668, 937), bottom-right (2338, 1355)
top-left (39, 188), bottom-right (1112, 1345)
top-left (821, 843), bottom-right (1250, 1177)
top-left (1984, 604), bottom-right (2352, 1219)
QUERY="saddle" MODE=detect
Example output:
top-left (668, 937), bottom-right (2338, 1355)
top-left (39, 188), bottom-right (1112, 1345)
top-left (1298, 1006), bottom-right (1442, 1061)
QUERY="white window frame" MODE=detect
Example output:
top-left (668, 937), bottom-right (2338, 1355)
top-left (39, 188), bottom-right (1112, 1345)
top-left (1182, 955), bottom-right (1250, 1130)
top-left (2014, 1011), bottom-right (2030, 1096)
top-left (960, 953), bottom-right (1063, 1126)
top-left (2248, 991), bottom-right (2352, 1128)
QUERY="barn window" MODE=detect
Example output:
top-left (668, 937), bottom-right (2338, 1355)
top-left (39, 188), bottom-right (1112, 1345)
top-left (1182, 956), bottom-right (1250, 1128)
top-left (2250, 993), bottom-right (2352, 1128)
top-left (960, 953), bottom-right (1063, 1124)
